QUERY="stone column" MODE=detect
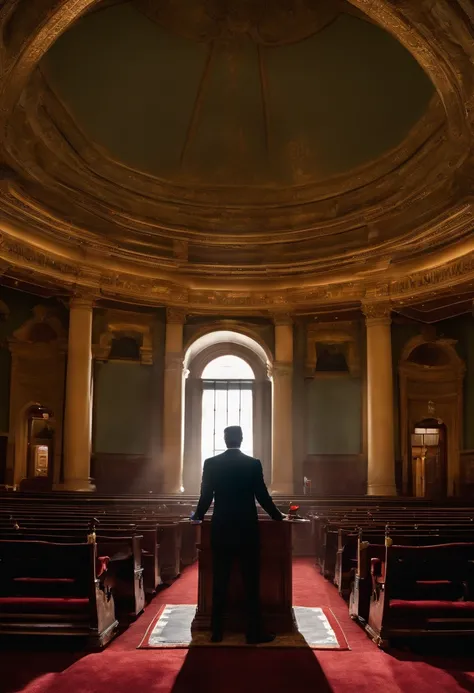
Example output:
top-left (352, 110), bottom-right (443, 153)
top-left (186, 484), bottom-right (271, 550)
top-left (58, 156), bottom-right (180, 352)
top-left (63, 296), bottom-right (95, 491)
top-left (182, 376), bottom-right (203, 494)
top-left (271, 315), bottom-right (294, 494)
top-left (162, 309), bottom-right (186, 493)
top-left (363, 302), bottom-right (397, 496)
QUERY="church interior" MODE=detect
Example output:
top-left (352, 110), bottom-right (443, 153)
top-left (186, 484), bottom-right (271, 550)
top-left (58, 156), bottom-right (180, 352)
top-left (1, 0), bottom-right (474, 691)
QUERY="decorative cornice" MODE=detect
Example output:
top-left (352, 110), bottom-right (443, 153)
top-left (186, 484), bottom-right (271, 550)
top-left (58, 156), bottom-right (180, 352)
top-left (1, 225), bottom-right (474, 311)
top-left (0, 1), bottom-right (474, 313)
top-left (389, 252), bottom-right (474, 297)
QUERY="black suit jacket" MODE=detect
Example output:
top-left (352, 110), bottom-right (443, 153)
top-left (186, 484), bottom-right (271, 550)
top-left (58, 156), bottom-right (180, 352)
top-left (193, 449), bottom-right (283, 546)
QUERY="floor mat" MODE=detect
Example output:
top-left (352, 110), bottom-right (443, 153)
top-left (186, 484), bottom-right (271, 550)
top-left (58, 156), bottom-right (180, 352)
top-left (137, 604), bottom-right (350, 650)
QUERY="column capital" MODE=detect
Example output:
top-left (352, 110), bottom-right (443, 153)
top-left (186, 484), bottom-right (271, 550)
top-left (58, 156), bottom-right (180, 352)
top-left (166, 307), bottom-right (186, 324)
top-left (69, 295), bottom-right (95, 311)
top-left (272, 312), bottom-right (293, 327)
top-left (362, 301), bottom-right (392, 326)
top-left (270, 360), bottom-right (293, 378)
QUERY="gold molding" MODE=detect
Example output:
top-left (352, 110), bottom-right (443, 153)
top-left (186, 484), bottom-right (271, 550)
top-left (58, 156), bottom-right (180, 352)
top-left (361, 301), bottom-right (392, 325)
top-left (1, 222), bottom-right (474, 311)
top-left (0, 1), bottom-right (474, 313)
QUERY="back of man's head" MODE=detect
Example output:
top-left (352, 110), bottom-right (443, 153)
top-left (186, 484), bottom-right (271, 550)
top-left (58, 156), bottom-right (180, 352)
top-left (224, 425), bottom-right (243, 449)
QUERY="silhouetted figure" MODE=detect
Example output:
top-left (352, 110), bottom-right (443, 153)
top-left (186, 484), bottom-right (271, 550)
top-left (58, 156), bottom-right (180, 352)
top-left (192, 425), bottom-right (284, 644)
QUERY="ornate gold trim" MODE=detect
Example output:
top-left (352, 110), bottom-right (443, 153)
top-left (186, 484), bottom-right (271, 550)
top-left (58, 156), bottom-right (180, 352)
top-left (362, 301), bottom-right (392, 326)
top-left (1, 222), bottom-right (474, 311)
top-left (0, 1), bottom-right (474, 313)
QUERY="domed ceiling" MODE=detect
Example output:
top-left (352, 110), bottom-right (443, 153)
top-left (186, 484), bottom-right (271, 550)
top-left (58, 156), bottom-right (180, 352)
top-left (41, 0), bottom-right (433, 187)
top-left (0, 0), bottom-right (473, 313)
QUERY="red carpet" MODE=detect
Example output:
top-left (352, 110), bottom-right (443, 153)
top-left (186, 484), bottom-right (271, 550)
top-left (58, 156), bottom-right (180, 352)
top-left (2, 559), bottom-right (474, 693)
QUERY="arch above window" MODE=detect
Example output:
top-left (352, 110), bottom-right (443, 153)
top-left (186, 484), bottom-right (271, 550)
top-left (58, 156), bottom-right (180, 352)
top-left (201, 354), bottom-right (255, 380)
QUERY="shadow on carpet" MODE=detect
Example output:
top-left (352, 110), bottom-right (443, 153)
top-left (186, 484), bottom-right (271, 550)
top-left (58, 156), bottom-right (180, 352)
top-left (171, 646), bottom-right (336, 693)
top-left (0, 645), bottom-right (86, 693)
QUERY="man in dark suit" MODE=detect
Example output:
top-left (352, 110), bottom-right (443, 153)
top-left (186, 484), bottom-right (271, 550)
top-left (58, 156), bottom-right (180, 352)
top-left (192, 425), bottom-right (284, 644)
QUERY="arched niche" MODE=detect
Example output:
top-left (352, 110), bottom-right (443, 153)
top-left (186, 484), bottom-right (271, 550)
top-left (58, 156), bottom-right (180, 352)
top-left (18, 403), bottom-right (55, 491)
top-left (305, 320), bottom-right (360, 378)
top-left (7, 305), bottom-right (67, 487)
top-left (183, 330), bottom-right (272, 493)
top-left (399, 336), bottom-right (465, 497)
top-left (93, 309), bottom-right (154, 365)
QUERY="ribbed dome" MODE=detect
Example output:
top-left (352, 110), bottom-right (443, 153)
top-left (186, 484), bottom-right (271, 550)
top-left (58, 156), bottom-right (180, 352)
top-left (41, 0), bottom-right (434, 188)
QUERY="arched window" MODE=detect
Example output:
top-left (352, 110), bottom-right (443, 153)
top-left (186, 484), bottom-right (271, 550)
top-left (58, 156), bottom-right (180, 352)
top-left (201, 354), bottom-right (255, 380)
top-left (201, 355), bottom-right (254, 463)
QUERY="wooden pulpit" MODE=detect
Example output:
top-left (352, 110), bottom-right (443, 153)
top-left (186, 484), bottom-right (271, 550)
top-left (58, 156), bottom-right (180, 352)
top-left (192, 519), bottom-right (294, 633)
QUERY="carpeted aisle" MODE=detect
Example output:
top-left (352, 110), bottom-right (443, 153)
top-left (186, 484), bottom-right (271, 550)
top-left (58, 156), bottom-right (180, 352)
top-left (2, 559), bottom-right (474, 693)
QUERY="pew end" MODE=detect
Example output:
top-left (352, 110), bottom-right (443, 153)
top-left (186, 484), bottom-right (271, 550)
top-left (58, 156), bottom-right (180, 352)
top-left (366, 542), bottom-right (474, 649)
top-left (0, 540), bottom-right (118, 648)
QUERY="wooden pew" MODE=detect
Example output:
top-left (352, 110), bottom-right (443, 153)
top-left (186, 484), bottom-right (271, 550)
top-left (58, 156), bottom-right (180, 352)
top-left (365, 542), bottom-right (474, 648)
top-left (313, 512), bottom-right (474, 580)
top-left (0, 513), bottom-right (181, 594)
top-left (0, 528), bottom-right (145, 621)
top-left (349, 540), bottom-right (385, 625)
top-left (0, 539), bottom-right (118, 647)
top-left (0, 514), bottom-right (158, 596)
top-left (335, 524), bottom-right (474, 596)
top-left (349, 530), bottom-right (474, 625)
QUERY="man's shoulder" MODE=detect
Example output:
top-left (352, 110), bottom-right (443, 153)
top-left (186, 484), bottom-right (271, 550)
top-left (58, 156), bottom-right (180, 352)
top-left (238, 452), bottom-right (261, 466)
top-left (203, 453), bottom-right (225, 465)
top-left (204, 451), bottom-right (260, 465)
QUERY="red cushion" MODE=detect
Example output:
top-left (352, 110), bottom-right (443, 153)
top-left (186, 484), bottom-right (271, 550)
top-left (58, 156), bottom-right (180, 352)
top-left (390, 600), bottom-right (474, 618)
top-left (0, 597), bottom-right (89, 614)
top-left (416, 580), bottom-right (463, 600)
